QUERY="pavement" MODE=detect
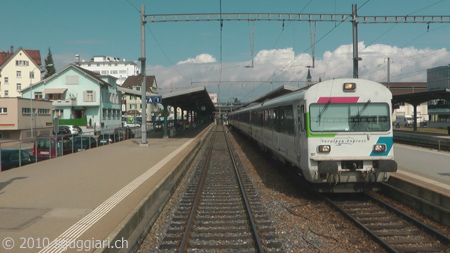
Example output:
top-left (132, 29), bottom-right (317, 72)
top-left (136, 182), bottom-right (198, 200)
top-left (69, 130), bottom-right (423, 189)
top-left (0, 124), bottom-right (211, 252)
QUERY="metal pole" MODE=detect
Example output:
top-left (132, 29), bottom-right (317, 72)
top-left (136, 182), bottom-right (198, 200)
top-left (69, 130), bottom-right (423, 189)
top-left (387, 57), bottom-right (390, 89)
top-left (140, 5), bottom-right (148, 146)
top-left (30, 77), bottom-right (33, 139)
top-left (352, 4), bottom-right (359, 78)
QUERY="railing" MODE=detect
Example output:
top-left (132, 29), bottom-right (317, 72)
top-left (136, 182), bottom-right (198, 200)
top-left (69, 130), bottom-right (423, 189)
top-left (0, 123), bottom-right (153, 172)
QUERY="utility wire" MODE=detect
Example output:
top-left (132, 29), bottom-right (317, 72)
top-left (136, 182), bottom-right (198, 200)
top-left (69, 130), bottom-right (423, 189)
top-left (125, 0), bottom-right (188, 85)
top-left (407, 0), bottom-right (446, 15)
top-left (250, 0), bottom-right (313, 82)
top-left (248, 0), bottom-right (370, 96)
top-left (125, 0), bottom-right (140, 12)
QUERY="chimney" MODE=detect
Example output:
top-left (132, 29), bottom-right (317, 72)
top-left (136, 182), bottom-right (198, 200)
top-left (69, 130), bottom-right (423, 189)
top-left (10, 45), bottom-right (13, 53)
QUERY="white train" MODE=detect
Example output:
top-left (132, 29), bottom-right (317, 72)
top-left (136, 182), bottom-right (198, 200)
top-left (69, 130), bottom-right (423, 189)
top-left (229, 78), bottom-right (397, 192)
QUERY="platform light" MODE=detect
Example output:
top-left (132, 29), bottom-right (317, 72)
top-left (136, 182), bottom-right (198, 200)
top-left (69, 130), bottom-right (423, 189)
top-left (318, 145), bottom-right (331, 153)
top-left (373, 144), bottom-right (386, 152)
top-left (343, 82), bottom-right (356, 92)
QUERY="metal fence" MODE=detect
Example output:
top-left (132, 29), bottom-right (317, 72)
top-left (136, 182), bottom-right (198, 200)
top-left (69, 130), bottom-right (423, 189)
top-left (0, 124), bottom-right (152, 172)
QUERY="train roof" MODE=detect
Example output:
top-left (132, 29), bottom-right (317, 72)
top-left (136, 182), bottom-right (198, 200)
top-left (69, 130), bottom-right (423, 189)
top-left (230, 79), bottom-right (392, 114)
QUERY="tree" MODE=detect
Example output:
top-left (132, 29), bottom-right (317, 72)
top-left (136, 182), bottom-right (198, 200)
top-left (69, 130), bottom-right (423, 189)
top-left (44, 48), bottom-right (56, 78)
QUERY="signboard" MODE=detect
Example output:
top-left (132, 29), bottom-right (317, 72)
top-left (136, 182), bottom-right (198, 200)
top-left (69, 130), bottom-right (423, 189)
top-left (146, 96), bottom-right (162, 104)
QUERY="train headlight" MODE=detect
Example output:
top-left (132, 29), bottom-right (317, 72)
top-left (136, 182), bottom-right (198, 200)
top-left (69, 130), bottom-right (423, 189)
top-left (318, 145), bottom-right (331, 153)
top-left (373, 144), bottom-right (386, 152)
top-left (343, 82), bottom-right (356, 91)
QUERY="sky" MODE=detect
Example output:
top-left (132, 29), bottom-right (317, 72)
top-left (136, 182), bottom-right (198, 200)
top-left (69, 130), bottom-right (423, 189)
top-left (2, 0), bottom-right (450, 102)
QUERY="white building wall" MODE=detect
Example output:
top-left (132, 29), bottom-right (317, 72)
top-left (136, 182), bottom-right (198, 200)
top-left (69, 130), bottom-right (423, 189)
top-left (393, 102), bottom-right (429, 124)
top-left (78, 56), bottom-right (140, 85)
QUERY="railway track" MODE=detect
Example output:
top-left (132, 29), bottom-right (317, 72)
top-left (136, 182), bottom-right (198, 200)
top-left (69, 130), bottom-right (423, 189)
top-left (326, 192), bottom-right (450, 252)
top-left (157, 125), bottom-right (281, 252)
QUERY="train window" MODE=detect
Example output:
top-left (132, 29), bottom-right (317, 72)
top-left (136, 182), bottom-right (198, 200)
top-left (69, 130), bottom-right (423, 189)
top-left (284, 105), bottom-right (294, 136)
top-left (309, 103), bottom-right (390, 132)
top-left (273, 108), bottom-right (281, 132)
top-left (265, 110), bottom-right (272, 129)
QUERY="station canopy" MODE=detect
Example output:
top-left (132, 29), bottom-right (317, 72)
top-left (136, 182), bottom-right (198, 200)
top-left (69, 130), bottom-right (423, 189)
top-left (162, 86), bottom-right (215, 114)
top-left (393, 88), bottom-right (450, 106)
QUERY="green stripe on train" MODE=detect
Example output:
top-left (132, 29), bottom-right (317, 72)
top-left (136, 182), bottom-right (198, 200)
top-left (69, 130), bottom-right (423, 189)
top-left (306, 112), bottom-right (336, 138)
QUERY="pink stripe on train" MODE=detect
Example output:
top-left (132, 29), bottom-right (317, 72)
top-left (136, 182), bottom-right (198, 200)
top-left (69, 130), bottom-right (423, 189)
top-left (317, 97), bottom-right (359, 103)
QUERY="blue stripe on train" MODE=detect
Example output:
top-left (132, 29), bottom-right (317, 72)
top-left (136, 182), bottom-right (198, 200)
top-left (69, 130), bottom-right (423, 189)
top-left (370, 137), bottom-right (393, 156)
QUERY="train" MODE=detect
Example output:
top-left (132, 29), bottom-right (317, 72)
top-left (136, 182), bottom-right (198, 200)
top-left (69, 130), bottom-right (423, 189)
top-left (228, 78), bottom-right (397, 193)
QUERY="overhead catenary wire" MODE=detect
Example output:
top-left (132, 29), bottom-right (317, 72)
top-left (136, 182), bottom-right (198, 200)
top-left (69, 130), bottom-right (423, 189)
top-left (125, 0), bottom-right (189, 86)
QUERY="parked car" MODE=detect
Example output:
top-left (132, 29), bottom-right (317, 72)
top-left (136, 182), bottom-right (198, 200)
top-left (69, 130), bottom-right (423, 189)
top-left (97, 133), bottom-right (115, 146)
top-left (114, 127), bottom-right (134, 142)
top-left (73, 136), bottom-right (97, 151)
top-left (33, 135), bottom-right (75, 160)
top-left (55, 126), bottom-right (71, 135)
top-left (1, 149), bottom-right (36, 171)
top-left (61, 125), bottom-right (82, 135)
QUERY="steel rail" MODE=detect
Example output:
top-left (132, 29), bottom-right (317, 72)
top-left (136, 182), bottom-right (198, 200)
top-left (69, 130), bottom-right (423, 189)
top-left (325, 193), bottom-right (450, 252)
top-left (178, 125), bottom-right (217, 253)
top-left (324, 196), bottom-right (398, 253)
top-left (364, 192), bottom-right (450, 246)
top-left (223, 126), bottom-right (264, 253)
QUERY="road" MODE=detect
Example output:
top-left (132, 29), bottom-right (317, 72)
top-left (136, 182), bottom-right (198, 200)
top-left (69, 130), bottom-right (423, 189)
top-left (393, 143), bottom-right (450, 183)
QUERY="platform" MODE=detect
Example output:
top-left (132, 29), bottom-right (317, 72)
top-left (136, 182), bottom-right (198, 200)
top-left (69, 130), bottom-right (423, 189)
top-left (0, 124), bottom-right (212, 252)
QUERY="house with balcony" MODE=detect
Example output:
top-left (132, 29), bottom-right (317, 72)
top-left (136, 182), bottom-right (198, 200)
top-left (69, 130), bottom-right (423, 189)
top-left (20, 64), bottom-right (122, 133)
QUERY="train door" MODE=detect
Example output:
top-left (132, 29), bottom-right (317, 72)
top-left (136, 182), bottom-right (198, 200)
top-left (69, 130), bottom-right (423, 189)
top-left (294, 104), bottom-right (306, 163)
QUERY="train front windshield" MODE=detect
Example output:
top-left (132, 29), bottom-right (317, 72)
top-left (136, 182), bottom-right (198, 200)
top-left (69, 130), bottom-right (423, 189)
top-left (309, 102), bottom-right (390, 132)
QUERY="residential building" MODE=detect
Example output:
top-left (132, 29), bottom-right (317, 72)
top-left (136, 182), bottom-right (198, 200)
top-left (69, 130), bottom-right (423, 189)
top-left (0, 97), bottom-right (52, 140)
top-left (76, 55), bottom-right (140, 85)
top-left (20, 64), bottom-right (122, 132)
top-left (0, 45), bottom-right (42, 98)
top-left (121, 75), bottom-right (158, 122)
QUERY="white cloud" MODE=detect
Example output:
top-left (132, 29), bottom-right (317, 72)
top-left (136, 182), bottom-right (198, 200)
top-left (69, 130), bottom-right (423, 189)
top-left (66, 42), bottom-right (446, 102)
top-left (177, 54), bottom-right (217, 65)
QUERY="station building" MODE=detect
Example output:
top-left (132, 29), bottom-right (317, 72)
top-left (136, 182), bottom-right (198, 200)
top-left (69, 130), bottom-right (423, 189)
top-left (427, 65), bottom-right (450, 128)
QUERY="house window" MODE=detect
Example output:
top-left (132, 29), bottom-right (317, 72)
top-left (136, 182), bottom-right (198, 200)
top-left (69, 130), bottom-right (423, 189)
top-left (0, 107), bottom-right (7, 114)
top-left (22, 108), bottom-right (31, 114)
top-left (136, 86), bottom-right (140, 91)
top-left (15, 60), bottom-right (29, 66)
top-left (101, 70), bottom-right (108, 75)
top-left (102, 109), bottom-right (106, 119)
top-left (4, 77), bottom-right (8, 84)
top-left (29, 71), bottom-right (35, 79)
top-left (16, 71), bottom-right (21, 78)
top-left (38, 109), bottom-right (50, 114)
top-left (54, 109), bottom-right (63, 118)
top-left (84, 91), bottom-right (94, 102)
top-left (35, 92), bottom-right (43, 100)
top-left (110, 70), bottom-right (118, 74)
top-left (4, 90), bottom-right (8, 97)
top-left (16, 83), bottom-right (21, 91)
